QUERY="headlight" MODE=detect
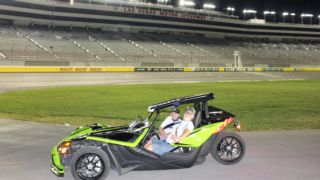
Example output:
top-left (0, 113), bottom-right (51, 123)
top-left (58, 141), bottom-right (72, 155)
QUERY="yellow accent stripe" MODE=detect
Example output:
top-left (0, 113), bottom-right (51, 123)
top-left (0, 67), bottom-right (60, 72)
top-left (183, 67), bottom-right (193, 72)
top-left (0, 66), bottom-right (135, 73)
top-left (1, 66), bottom-right (320, 73)
top-left (296, 67), bottom-right (320, 72)
top-left (283, 67), bottom-right (295, 72)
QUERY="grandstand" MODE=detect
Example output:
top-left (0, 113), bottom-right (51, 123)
top-left (0, 25), bottom-right (319, 67)
top-left (0, 0), bottom-right (319, 67)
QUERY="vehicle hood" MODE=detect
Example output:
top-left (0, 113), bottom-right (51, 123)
top-left (63, 124), bottom-right (129, 141)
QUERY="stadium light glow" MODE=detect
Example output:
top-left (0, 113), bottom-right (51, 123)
top-left (290, 13), bottom-right (296, 23)
top-left (301, 13), bottom-right (313, 17)
top-left (264, 11), bottom-right (275, 15)
top-left (301, 13), bottom-right (314, 24)
top-left (225, 6), bottom-right (235, 16)
top-left (282, 12), bottom-right (289, 23)
top-left (243, 9), bottom-right (257, 20)
top-left (180, 0), bottom-right (195, 7)
top-left (263, 11), bottom-right (276, 22)
top-left (282, 12), bottom-right (289, 16)
top-left (157, 0), bottom-right (170, 3)
top-left (227, 7), bottom-right (235, 12)
top-left (203, 3), bottom-right (216, 9)
top-left (243, 9), bottom-right (257, 14)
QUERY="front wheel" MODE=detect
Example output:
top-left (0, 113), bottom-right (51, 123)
top-left (211, 131), bottom-right (245, 165)
top-left (71, 146), bottom-right (110, 180)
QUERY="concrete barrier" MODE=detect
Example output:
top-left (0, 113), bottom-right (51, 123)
top-left (0, 66), bottom-right (319, 73)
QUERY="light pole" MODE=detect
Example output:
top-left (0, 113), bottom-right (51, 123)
top-left (264, 11), bottom-right (276, 22)
top-left (290, 13), bottom-right (296, 23)
top-left (318, 15), bottom-right (320, 25)
top-left (263, 11), bottom-right (269, 20)
top-left (282, 12), bottom-right (289, 23)
top-left (310, 14), bottom-right (314, 24)
top-left (243, 9), bottom-right (257, 20)
top-left (227, 7), bottom-right (235, 16)
top-left (271, 11), bottom-right (276, 22)
top-left (301, 13), bottom-right (314, 24)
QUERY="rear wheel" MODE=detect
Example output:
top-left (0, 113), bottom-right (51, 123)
top-left (211, 131), bottom-right (245, 165)
top-left (71, 146), bottom-right (110, 180)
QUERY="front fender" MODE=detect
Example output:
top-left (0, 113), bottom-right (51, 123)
top-left (51, 145), bottom-right (65, 177)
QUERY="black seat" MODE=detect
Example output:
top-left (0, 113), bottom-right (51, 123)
top-left (193, 111), bottom-right (202, 128)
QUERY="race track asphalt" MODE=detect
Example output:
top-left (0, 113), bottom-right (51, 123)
top-left (0, 72), bottom-right (320, 180)
top-left (0, 119), bottom-right (319, 180)
top-left (0, 72), bottom-right (319, 93)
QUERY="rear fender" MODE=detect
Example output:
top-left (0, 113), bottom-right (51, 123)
top-left (175, 122), bottom-right (223, 148)
top-left (175, 117), bottom-right (234, 148)
top-left (197, 134), bottom-right (218, 158)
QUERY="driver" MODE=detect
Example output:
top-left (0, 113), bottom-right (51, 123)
top-left (145, 107), bottom-right (196, 155)
top-left (143, 108), bottom-right (181, 148)
top-left (158, 108), bottom-right (182, 139)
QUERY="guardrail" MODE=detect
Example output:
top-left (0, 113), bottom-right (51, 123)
top-left (0, 67), bottom-right (319, 73)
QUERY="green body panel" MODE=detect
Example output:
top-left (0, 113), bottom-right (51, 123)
top-left (50, 124), bottom-right (123, 176)
top-left (86, 128), bottom-right (149, 147)
top-left (175, 122), bottom-right (224, 148)
top-left (65, 127), bottom-right (93, 140)
top-left (64, 125), bottom-right (128, 141)
top-left (51, 145), bottom-right (65, 175)
top-left (91, 125), bottom-right (129, 134)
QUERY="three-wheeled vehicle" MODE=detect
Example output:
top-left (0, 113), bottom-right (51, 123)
top-left (51, 93), bottom-right (245, 180)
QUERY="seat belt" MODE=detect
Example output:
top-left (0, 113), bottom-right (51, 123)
top-left (163, 121), bottom-right (181, 130)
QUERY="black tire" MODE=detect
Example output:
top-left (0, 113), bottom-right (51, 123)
top-left (211, 131), bottom-right (246, 165)
top-left (71, 146), bottom-right (110, 180)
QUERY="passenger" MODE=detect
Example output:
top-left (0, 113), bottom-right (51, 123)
top-left (146, 107), bottom-right (196, 155)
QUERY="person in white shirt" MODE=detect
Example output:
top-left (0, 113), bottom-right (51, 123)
top-left (166, 117), bottom-right (194, 144)
top-left (158, 108), bottom-right (182, 139)
top-left (144, 108), bottom-right (181, 148)
top-left (145, 107), bottom-right (196, 155)
top-left (165, 108), bottom-right (195, 144)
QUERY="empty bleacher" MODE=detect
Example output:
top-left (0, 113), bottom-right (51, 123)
top-left (0, 25), bottom-right (319, 67)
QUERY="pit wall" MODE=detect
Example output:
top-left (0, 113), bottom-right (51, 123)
top-left (0, 67), bottom-right (319, 73)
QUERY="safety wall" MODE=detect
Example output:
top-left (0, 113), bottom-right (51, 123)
top-left (0, 67), bottom-right (319, 73)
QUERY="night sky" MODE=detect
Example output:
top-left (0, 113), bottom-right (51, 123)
top-left (198, 0), bottom-right (320, 23)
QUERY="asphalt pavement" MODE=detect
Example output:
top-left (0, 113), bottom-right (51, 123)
top-left (0, 119), bottom-right (319, 180)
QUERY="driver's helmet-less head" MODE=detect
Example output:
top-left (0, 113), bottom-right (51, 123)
top-left (171, 108), bottom-right (180, 114)
top-left (171, 108), bottom-right (180, 121)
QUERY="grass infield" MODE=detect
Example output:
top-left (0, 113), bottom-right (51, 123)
top-left (0, 80), bottom-right (319, 131)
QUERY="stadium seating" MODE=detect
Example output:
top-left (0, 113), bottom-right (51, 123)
top-left (0, 25), bottom-right (319, 67)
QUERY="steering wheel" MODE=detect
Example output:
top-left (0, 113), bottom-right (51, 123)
top-left (148, 126), bottom-right (160, 140)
